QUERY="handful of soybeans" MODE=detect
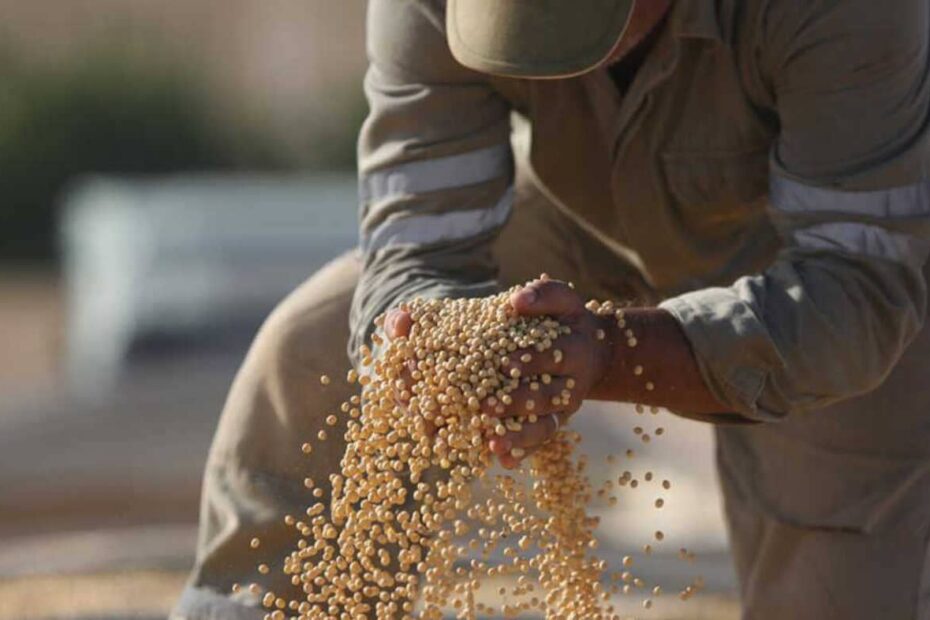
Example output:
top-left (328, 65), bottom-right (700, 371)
top-left (243, 284), bottom-right (702, 619)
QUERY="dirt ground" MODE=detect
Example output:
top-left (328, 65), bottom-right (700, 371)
top-left (0, 571), bottom-right (187, 620)
top-left (0, 570), bottom-right (740, 620)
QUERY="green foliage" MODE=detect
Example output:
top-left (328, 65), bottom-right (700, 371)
top-left (0, 48), bottom-right (284, 262)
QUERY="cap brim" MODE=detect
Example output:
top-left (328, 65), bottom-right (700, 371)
top-left (447, 0), bottom-right (635, 79)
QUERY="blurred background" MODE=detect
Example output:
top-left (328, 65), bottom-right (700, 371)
top-left (0, 2), bottom-right (737, 618)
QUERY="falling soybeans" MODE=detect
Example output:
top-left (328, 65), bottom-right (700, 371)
top-left (241, 280), bottom-right (704, 619)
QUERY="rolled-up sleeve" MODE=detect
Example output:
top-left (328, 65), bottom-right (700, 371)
top-left (660, 0), bottom-right (930, 420)
top-left (349, 0), bottom-right (514, 360)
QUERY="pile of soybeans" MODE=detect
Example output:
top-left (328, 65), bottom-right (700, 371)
top-left (241, 283), bottom-right (703, 619)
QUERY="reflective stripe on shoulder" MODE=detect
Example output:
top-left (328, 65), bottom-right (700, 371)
top-left (361, 143), bottom-right (513, 202)
top-left (771, 175), bottom-right (930, 218)
top-left (362, 186), bottom-right (514, 253)
top-left (793, 222), bottom-right (927, 268)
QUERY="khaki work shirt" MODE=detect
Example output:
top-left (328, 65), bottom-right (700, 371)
top-left (352, 0), bottom-right (930, 423)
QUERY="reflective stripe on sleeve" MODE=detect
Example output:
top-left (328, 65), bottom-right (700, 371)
top-left (771, 174), bottom-right (930, 218)
top-left (793, 222), bottom-right (926, 268)
top-left (772, 173), bottom-right (930, 266)
top-left (360, 143), bottom-right (513, 202)
top-left (362, 186), bottom-right (514, 253)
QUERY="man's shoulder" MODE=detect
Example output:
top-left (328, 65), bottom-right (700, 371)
top-left (716, 0), bottom-right (924, 75)
top-left (738, 0), bottom-right (923, 41)
top-left (368, 0), bottom-right (529, 94)
top-left (367, 0), bottom-right (461, 79)
top-left (368, 0), bottom-right (448, 44)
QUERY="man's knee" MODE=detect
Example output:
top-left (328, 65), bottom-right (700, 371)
top-left (206, 251), bottom-right (361, 478)
top-left (173, 254), bottom-right (362, 620)
top-left (252, 251), bottom-right (360, 381)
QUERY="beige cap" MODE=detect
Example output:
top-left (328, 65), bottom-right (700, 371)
top-left (447, 0), bottom-right (636, 78)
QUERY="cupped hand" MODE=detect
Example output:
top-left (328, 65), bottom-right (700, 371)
top-left (381, 283), bottom-right (615, 470)
top-left (488, 279), bottom-right (614, 468)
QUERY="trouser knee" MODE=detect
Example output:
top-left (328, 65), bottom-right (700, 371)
top-left (176, 254), bottom-right (360, 617)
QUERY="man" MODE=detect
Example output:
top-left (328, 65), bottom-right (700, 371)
top-left (172, 0), bottom-right (930, 618)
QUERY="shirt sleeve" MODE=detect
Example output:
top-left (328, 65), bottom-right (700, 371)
top-left (660, 0), bottom-right (930, 420)
top-left (349, 0), bottom-right (514, 361)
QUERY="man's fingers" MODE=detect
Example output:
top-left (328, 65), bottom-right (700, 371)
top-left (498, 448), bottom-right (534, 470)
top-left (500, 334), bottom-right (587, 380)
top-left (500, 346), bottom-right (564, 378)
top-left (491, 412), bottom-right (569, 468)
top-left (510, 280), bottom-right (584, 318)
top-left (488, 417), bottom-right (552, 456)
top-left (385, 308), bottom-right (413, 339)
top-left (482, 376), bottom-right (578, 418)
top-left (508, 413), bottom-right (565, 450)
top-left (489, 437), bottom-right (528, 470)
top-left (488, 414), bottom-right (564, 452)
top-left (393, 362), bottom-right (415, 404)
top-left (488, 436), bottom-right (512, 456)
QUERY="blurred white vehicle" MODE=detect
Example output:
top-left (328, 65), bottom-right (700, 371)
top-left (61, 174), bottom-right (358, 397)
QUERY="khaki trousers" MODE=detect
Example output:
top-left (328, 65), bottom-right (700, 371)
top-left (171, 185), bottom-right (930, 619)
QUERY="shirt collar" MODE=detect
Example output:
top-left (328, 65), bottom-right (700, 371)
top-left (670, 0), bottom-right (723, 41)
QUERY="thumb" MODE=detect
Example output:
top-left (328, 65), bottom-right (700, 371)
top-left (384, 308), bottom-right (413, 339)
top-left (510, 279), bottom-right (584, 318)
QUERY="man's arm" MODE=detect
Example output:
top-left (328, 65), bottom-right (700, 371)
top-left (657, 0), bottom-right (930, 420)
top-left (588, 307), bottom-right (727, 414)
top-left (350, 0), bottom-right (514, 362)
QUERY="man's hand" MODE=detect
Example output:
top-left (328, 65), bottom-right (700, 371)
top-left (383, 307), bottom-right (416, 409)
top-left (381, 277), bottom-right (730, 470)
top-left (382, 281), bottom-right (616, 469)
top-left (486, 279), bottom-right (614, 468)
